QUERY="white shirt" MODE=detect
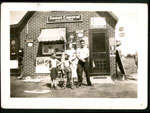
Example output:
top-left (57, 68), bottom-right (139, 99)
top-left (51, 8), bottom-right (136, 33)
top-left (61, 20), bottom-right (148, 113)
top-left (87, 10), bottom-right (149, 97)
top-left (63, 60), bottom-right (70, 68)
top-left (76, 47), bottom-right (89, 62)
top-left (65, 49), bottom-right (78, 61)
top-left (50, 59), bottom-right (60, 68)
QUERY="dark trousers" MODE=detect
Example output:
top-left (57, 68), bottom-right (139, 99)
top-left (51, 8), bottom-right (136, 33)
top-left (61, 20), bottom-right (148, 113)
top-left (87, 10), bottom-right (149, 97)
top-left (64, 67), bottom-right (72, 86)
top-left (77, 59), bottom-right (92, 86)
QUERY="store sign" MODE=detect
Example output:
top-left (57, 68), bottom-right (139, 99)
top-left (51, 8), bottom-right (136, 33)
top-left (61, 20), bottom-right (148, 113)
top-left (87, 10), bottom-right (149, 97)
top-left (119, 27), bottom-right (125, 37)
top-left (47, 15), bottom-right (82, 23)
top-left (119, 27), bottom-right (124, 31)
top-left (10, 60), bottom-right (18, 69)
top-left (90, 17), bottom-right (106, 28)
top-left (35, 57), bottom-right (51, 73)
top-left (119, 33), bottom-right (125, 37)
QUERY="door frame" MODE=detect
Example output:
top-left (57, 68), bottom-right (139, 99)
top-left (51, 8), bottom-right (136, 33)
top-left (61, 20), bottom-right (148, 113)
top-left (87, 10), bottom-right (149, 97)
top-left (89, 28), bottom-right (110, 75)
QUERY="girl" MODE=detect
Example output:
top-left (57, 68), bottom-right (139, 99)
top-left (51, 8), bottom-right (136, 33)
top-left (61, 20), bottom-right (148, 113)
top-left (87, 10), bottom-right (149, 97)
top-left (66, 44), bottom-right (78, 87)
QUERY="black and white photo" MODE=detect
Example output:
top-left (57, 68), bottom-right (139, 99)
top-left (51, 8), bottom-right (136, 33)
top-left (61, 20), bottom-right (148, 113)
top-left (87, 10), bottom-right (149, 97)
top-left (1, 3), bottom-right (148, 109)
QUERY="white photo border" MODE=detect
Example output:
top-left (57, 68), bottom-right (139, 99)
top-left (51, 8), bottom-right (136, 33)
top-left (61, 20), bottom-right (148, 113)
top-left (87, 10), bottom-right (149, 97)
top-left (1, 3), bottom-right (148, 109)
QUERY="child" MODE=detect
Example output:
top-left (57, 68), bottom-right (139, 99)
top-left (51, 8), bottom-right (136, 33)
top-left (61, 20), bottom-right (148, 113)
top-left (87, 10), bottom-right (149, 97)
top-left (66, 44), bottom-right (78, 87)
top-left (61, 52), bottom-right (73, 89)
top-left (70, 52), bottom-right (78, 87)
top-left (49, 53), bottom-right (61, 89)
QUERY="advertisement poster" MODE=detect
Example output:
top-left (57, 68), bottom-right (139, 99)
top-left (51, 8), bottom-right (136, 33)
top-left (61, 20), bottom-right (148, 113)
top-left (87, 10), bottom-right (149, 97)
top-left (35, 57), bottom-right (51, 73)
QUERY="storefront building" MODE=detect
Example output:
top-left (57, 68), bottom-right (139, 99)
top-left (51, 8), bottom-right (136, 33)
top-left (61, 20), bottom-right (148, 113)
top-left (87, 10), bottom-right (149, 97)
top-left (10, 11), bottom-right (118, 76)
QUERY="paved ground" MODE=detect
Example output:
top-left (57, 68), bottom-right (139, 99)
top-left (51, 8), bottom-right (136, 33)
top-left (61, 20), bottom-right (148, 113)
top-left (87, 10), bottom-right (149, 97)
top-left (11, 73), bottom-right (137, 98)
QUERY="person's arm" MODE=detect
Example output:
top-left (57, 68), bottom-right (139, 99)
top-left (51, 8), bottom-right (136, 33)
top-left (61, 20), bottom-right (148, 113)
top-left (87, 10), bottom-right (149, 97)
top-left (85, 48), bottom-right (89, 58)
top-left (49, 60), bottom-right (52, 71)
top-left (71, 53), bottom-right (77, 61)
top-left (56, 59), bottom-right (62, 67)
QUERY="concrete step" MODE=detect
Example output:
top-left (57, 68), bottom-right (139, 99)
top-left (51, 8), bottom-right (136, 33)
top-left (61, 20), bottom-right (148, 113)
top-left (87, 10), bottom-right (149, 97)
top-left (91, 76), bottom-right (115, 84)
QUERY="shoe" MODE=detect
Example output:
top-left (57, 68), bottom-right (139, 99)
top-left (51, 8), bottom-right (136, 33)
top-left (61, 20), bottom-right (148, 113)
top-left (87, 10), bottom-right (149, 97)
top-left (78, 83), bottom-right (82, 86)
top-left (87, 83), bottom-right (93, 86)
top-left (70, 84), bottom-right (75, 89)
top-left (17, 76), bottom-right (23, 80)
top-left (53, 85), bottom-right (58, 90)
top-left (76, 83), bottom-right (82, 88)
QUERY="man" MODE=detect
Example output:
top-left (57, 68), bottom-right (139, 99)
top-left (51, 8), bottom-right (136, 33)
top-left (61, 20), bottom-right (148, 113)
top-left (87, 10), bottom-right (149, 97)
top-left (17, 49), bottom-right (24, 79)
top-left (76, 39), bottom-right (92, 87)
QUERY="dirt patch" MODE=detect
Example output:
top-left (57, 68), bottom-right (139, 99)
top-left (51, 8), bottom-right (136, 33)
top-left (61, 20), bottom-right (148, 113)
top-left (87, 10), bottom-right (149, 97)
top-left (11, 76), bottom-right (137, 98)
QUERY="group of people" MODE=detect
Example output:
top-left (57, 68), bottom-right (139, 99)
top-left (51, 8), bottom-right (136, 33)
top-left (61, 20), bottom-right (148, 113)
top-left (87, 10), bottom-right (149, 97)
top-left (49, 40), bottom-right (92, 89)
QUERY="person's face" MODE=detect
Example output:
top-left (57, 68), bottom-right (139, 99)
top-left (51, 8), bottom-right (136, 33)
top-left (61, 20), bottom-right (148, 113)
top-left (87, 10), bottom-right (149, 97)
top-left (80, 41), bottom-right (85, 48)
top-left (65, 54), bottom-right (69, 60)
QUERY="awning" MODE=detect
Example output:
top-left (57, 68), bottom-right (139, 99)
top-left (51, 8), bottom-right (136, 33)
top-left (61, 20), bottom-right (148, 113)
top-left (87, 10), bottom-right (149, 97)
top-left (38, 28), bottom-right (66, 42)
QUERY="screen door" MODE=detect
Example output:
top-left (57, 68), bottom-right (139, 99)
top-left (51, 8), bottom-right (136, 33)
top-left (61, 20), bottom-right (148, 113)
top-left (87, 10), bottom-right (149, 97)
top-left (89, 29), bottom-right (110, 75)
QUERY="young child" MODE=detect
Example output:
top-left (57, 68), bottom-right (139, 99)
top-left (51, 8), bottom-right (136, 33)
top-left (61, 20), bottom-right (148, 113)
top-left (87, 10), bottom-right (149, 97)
top-left (61, 52), bottom-right (73, 89)
top-left (49, 53), bottom-right (61, 89)
top-left (66, 44), bottom-right (78, 87)
top-left (70, 52), bottom-right (78, 87)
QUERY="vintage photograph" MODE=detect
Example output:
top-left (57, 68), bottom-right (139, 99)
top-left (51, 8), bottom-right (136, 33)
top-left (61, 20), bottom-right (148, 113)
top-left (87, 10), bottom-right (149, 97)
top-left (1, 3), bottom-right (148, 109)
top-left (10, 10), bottom-right (138, 98)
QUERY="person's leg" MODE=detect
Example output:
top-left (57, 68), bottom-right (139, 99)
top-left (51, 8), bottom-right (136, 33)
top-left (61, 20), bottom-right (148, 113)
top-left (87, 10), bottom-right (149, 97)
top-left (64, 69), bottom-right (68, 88)
top-left (66, 69), bottom-right (71, 87)
top-left (50, 73), bottom-right (52, 88)
top-left (17, 65), bottom-right (24, 79)
top-left (67, 72), bottom-right (72, 88)
top-left (51, 79), bottom-right (54, 88)
top-left (70, 66), bottom-right (74, 87)
top-left (77, 61), bottom-right (84, 86)
top-left (69, 69), bottom-right (74, 89)
top-left (53, 79), bottom-right (58, 89)
top-left (84, 60), bottom-right (92, 86)
top-left (73, 63), bottom-right (78, 86)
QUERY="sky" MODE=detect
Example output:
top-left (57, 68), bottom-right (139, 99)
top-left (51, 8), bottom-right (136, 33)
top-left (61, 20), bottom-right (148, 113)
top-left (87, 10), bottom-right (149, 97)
top-left (114, 11), bottom-right (138, 55)
top-left (10, 10), bottom-right (138, 56)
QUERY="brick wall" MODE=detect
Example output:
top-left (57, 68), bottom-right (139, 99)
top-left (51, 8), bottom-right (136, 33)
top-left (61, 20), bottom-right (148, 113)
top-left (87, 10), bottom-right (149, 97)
top-left (107, 24), bottom-right (116, 76)
top-left (19, 11), bottom-right (117, 76)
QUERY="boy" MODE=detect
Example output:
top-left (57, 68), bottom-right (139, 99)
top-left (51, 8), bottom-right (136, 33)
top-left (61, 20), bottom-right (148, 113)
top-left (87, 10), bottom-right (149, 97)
top-left (49, 53), bottom-right (61, 89)
top-left (61, 52), bottom-right (73, 89)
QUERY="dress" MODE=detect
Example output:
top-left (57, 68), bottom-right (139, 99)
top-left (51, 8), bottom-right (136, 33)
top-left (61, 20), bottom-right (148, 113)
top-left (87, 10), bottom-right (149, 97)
top-left (66, 49), bottom-right (78, 78)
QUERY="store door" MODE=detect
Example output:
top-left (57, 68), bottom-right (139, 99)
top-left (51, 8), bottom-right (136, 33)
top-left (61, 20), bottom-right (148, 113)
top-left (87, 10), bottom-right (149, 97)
top-left (89, 29), bottom-right (110, 75)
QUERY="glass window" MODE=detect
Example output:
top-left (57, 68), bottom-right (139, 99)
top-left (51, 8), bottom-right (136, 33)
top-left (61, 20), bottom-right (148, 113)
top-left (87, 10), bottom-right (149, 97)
top-left (92, 33), bottom-right (106, 52)
top-left (40, 43), bottom-right (64, 56)
top-left (90, 17), bottom-right (106, 28)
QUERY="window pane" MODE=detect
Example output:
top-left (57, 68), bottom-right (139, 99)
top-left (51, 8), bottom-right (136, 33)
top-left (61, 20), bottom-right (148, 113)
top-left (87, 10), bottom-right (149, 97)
top-left (92, 33), bottom-right (106, 52)
top-left (42, 44), bottom-right (64, 55)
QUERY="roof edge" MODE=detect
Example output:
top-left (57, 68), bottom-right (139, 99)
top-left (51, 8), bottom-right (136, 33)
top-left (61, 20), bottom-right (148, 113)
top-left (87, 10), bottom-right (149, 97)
top-left (107, 11), bottom-right (119, 22)
top-left (10, 11), bottom-right (36, 29)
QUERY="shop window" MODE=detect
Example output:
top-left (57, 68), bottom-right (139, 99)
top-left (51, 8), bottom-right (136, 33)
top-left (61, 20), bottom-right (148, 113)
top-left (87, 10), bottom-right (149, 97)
top-left (37, 41), bottom-right (65, 57)
top-left (42, 43), bottom-right (64, 55)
